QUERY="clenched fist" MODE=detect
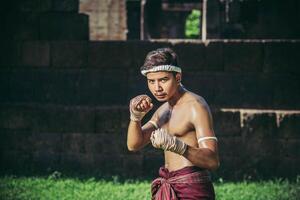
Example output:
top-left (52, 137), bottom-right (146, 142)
top-left (129, 94), bottom-right (153, 121)
top-left (151, 128), bottom-right (187, 155)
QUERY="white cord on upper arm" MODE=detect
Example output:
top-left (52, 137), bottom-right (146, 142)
top-left (198, 136), bottom-right (218, 143)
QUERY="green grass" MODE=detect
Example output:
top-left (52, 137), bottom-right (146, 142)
top-left (1, 175), bottom-right (299, 200)
top-left (215, 179), bottom-right (300, 200)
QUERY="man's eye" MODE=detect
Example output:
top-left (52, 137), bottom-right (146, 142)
top-left (148, 80), bottom-right (154, 84)
top-left (161, 79), bottom-right (168, 83)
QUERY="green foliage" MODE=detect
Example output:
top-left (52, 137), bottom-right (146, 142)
top-left (185, 9), bottom-right (201, 39)
top-left (1, 176), bottom-right (299, 200)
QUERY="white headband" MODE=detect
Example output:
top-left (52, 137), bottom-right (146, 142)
top-left (141, 65), bottom-right (182, 76)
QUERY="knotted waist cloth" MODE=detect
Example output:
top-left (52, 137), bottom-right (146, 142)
top-left (151, 166), bottom-right (215, 200)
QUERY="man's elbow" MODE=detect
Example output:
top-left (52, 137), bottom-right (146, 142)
top-left (208, 159), bottom-right (220, 171)
top-left (127, 143), bottom-right (141, 152)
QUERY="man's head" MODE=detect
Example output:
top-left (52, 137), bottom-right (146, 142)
top-left (140, 48), bottom-right (180, 76)
top-left (140, 48), bottom-right (178, 71)
top-left (140, 48), bottom-right (182, 102)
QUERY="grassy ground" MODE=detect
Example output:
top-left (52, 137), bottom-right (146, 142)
top-left (0, 175), bottom-right (299, 200)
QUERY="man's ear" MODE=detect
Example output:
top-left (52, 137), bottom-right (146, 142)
top-left (175, 73), bottom-right (182, 83)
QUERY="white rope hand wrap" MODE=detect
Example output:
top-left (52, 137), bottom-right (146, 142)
top-left (150, 128), bottom-right (187, 155)
top-left (129, 95), bottom-right (152, 122)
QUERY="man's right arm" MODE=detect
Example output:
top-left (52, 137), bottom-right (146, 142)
top-left (127, 120), bottom-right (156, 151)
top-left (126, 94), bottom-right (158, 151)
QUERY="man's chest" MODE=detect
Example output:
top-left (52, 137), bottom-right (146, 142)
top-left (158, 108), bottom-right (194, 136)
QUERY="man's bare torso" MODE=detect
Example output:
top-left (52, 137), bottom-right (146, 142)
top-left (153, 91), bottom-right (209, 171)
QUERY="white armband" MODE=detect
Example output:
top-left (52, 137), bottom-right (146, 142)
top-left (198, 136), bottom-right (218, 143)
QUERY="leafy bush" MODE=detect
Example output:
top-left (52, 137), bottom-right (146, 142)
top-left (185, 9), bottom-right (201, 39)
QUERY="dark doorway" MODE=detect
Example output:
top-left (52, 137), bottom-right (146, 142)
top-left (126, 0), bottom-right (140, 39)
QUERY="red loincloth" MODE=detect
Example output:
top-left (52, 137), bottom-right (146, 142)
top-left (151, 166), bottom-right (215, 200)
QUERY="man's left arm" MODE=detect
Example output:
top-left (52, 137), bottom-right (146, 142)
top-left (183, 101), bottom-right (220, 171)
top-left (150, 101), bottom-right (220, 171)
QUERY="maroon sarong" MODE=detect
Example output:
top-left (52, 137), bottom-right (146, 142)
top-left (151, 166), bottom-right (215, 200)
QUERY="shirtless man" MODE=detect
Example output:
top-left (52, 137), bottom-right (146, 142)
top-left (127, 48), bottom-right (219, 200)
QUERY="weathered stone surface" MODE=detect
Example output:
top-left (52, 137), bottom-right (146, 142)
top-left (0, 150), bottom-right (34, 172)
top-left (1, 37), bottom-right (300, 179)
top-left (216, 156), bottom-right (240, 180)
top-left (0, 131), bottom-right (33, 153)
top-left (42, 107), bottom-right (95, 133)
top-left (40, 13), bottom-right (88, 40)
top-left (249, 156), bottom-right (280, 179)
top-left (132, 41), bottom-right (171, 68)
top-left (0, 64), bottom-right (136, 105)
top-left (183, 72), bottom-right (216, 105)
top-left (1, 106), bottom-right (300, 179)
top-left (280, 139), bottom-right (300, 158)
top-left (88, 42), bottom-right (134, 68)
top-left (1, 0), bottom-right (51, 12)
top-left (31, 133), bottom-right (62, 153)
top-left (84, 133), bottom-right (126, 155)
top-left (22, 41), bottom-right (50, 67)
top-left (127, 70), bottom-right (149, 101)
top-left (279, 114), bottom-right (300, 138)
top-left (62, 133), bottom-right (86, 154)
top-left (61, 153), bottom-right (94, 170)
top-left (2, 13), bottom-right (39, 40)
top-left (244, 138), bottom-right (283, 158)
top-left (218, 137), bottom-right (243, 157)
top-left (276, 158), bottom-right (300, 178)
top-left (224, 42), bottom-right (263, 72)
top-left (264, 42), bottom-right (300, 74)
top-left (173, 43), bottom-right (206, 71)
top-left (0, 41), bottom-right (22, 67)
top-left (32, 152), bottom-right (61, 170)
top-left (122, 154), bottom-right (143, 176)
top-left (51, 0), bottom-right (79, 12)
top-left (239, 74), bottom-right (274, 109)
top-left (207, 0), bottom-right (221, 38)
top-left (51, 41), bottom-right (88, 67)
top-left (100, 70), bottom-right (128, 105)
top-left (0, 106), bottom-right (39, 131)
top-left (205, 42), bottom-right (223, 71)
top-left (212, 73), bottom-right (244, 107)
top-left (95, 109), bottom-right (122, 134)
top-left (93, 154), bottom-right (123, 173)
top-left (0, 105), bottom-right (95, 133)
top-left (271, 75), bottom-right (300, 109)
top-left (242, 113), bottom-right (278, 138)
top-left (213, 111), bottom-right (241, 136)
top-left (142, 154), bottom-right (164, 177)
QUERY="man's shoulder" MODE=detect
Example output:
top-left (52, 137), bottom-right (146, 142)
top-left (155, 102), bottom-right (169, 113)
top-left (183, 92), bottom-right (212, 123)
top-left (183, 91), bottom-right (208, 107)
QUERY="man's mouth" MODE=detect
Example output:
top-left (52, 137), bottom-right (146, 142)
top-left (155, 94), bottom-right (166, 98)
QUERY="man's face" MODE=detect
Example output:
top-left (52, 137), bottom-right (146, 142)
top-left (146, 71), bottom-right (179, 102)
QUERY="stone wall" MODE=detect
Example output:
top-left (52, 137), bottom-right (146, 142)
top-left (1, 104), bottom-right (299, 179)
top-left (1, 40), bottom-right (300, 180)
top-left (1, 0), bottom-right (89, 41)
top-left (1, 0), bottom-right (299, 180)
top-left (1, 41), bottom-right (299, 109)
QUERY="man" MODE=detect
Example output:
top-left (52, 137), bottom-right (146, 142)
top-left (127, 48), bottom-right (219, 200)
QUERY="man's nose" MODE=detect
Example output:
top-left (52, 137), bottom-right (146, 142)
top-left (154, 82), bottom-right (162, 92)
